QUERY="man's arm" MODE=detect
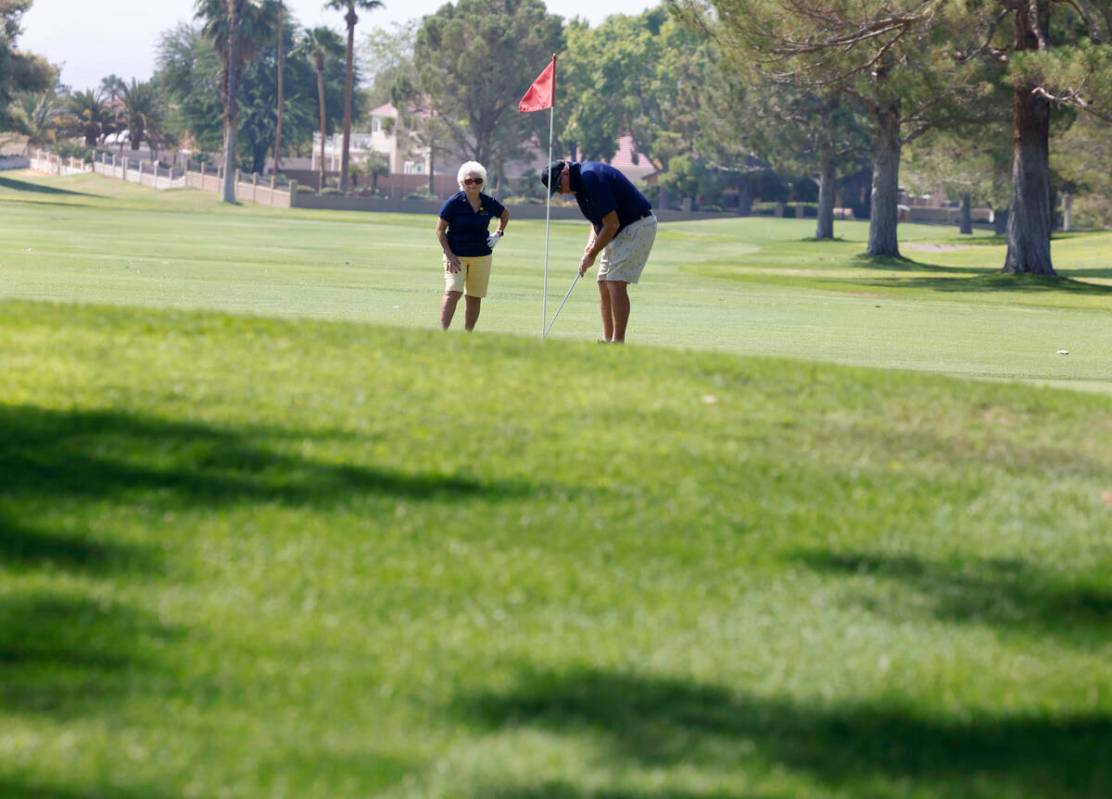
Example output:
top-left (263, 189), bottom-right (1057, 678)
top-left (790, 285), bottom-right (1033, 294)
top-left (579, 211), bottom-right (620, 275)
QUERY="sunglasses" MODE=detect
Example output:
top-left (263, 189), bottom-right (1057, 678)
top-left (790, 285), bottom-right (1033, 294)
top-left (463, 177), bottom-right (484, 185)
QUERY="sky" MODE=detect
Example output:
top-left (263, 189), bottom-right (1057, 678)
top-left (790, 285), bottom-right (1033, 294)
top-left (19, 0), bottom-right (657, 92)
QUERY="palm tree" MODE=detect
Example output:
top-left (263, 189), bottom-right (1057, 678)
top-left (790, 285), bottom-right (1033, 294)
top-left (98, 74), bottom-right (126, 142)
top-left (120, 79), bottom-right (162, 153)
top-left (296, 27), bottom-right (343, 191)
top-left (14, 88), bottom-right (66, 153)
top-left (99, 74), bottom-right (126, 104)
top-left (274, 0), bottom-right (286, 174)
top-left (324, 0), bottom-right (383, 193)
top-left (196, 0), bottom-right (277, 201)
top-left (68, 89), bottom-right (113, 147)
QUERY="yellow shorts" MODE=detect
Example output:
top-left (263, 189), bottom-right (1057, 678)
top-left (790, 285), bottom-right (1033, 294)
top-left (444, 255), bottom-right (492, 298)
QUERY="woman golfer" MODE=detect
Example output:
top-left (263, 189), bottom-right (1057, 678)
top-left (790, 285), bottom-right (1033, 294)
top-left (436, 161), bottom-right (509, 331)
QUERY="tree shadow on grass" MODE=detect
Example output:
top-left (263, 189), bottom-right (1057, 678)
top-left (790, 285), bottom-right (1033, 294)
top-left (0, 401), bottom-right (530, 791)
top-left (0, 592), bottom-right (183, 718)
top-left (0, 511), bottom-right (157, 576)
top-left (856, 273), bottom-right (1112, 295)
top-left (793, 550), bottom-right (1111, 646)
top-left (1056, 268), bottom-right (1112, 280)
top-left (482, 781), bottom-right (774, 799)
top-left (846, 254), bottom-right (1110, 292)
top-left (456, 667), bottom-right (1111, 799)
top-left (0, 778), bottom-right (174, 799)
top-left (0, 198), bottom-right (98, 210)
top-left (0, 403), bottom-right (530, 513)
top-left (0, 176), bottom-right (101, 197)
top-left (849, 254), bottom-right (999, 277)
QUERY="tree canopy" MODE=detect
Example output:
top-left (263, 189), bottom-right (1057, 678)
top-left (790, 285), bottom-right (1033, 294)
top-left (410, 0), bottom-right (563, 175)
top-left (156, 20), bottom-right (350, 172)
top-left (1, 0), bottom-right (52, 131)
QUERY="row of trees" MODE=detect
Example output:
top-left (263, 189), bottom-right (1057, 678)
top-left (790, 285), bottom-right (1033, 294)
top-left (3, 3), bottom-right (165, 156)
top-left (358, 1), bottom-right (1109, 277)
top-left (1, 0), bottom-right (382, 198)
top-left (668, 1), bottom-right (1112, 274)
top-left (186, 0), bottom-right (384, 201)
top-left (6, 0), bottom-right (1110, 277)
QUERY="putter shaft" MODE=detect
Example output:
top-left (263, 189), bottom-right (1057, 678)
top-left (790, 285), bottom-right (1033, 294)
top-left (543, 271), bottom-right (582, 338)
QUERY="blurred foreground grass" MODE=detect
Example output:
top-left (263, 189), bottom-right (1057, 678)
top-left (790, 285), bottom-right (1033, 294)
top-left (1, 301), bottom-right (1109, 798)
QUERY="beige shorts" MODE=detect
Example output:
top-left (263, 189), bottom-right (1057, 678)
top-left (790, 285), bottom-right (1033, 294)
top-left (598, 214), bottom-right (657, 284)
top-left (444, 255), bottom-right (492, 298)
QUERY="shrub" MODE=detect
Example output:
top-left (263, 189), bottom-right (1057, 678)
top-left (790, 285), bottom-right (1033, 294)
top-left (56, 143), bottom-right (94, 164)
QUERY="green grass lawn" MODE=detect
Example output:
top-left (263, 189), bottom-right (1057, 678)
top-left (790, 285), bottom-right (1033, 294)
top-left (2, 170), bottom-right (1110, 394)
top-left (1, 172), bottom-right (1110, 798)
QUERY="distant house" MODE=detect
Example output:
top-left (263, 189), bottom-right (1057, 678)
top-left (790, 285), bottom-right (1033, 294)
top-left (312, 103), bottom-right (432, 175)
top-left (608, 134), bottom-right (658, 183)
top-left (305, 108), bottom-right (660, 197)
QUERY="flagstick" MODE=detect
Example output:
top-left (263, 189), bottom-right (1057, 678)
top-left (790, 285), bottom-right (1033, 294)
top-left (519, 54), bottom-right (557, 338)
top-left (542, 100), bottom-right (554, 338)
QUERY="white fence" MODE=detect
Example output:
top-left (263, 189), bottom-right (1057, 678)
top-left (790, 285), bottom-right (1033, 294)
top-left (92, 153), bottom-right (186, 190)
top-left (29, 151), bottom-right (92, 176)
top-left (183, 164), bottom-right (293, 208)
top-left (29, 149), bottom-right (292, 208)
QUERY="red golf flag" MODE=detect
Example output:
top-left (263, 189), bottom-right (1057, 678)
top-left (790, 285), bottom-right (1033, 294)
top-left (518, 56), bottom-right (556, 113)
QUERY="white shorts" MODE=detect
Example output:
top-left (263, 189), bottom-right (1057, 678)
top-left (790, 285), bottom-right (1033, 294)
top-left (598, 214), bottom-right (656, 284)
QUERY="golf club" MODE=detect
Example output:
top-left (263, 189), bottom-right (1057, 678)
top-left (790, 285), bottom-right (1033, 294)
top-left (543, 270), bottom-right (582, 338)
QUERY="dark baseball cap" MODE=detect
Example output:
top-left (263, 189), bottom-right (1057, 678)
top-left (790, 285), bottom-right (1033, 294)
top-left (540, 160), bottom-right (566, 195)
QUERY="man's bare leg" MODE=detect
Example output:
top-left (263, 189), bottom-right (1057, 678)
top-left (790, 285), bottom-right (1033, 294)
top-left (606, 280), bottom-right (630, 343)
top-left (464, 296), bottom-right (481, 331)
top-left (441, 290), bottom-right (462, 330)
top-left (597, 282), bottom-right (614, 342)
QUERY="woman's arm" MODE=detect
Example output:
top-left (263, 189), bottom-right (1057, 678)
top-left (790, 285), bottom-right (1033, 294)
top-left (436, 218), bottom-right (461, 272)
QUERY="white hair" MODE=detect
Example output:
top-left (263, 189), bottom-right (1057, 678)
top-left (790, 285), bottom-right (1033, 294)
top-left (457, 161), bottom-right (487, 190)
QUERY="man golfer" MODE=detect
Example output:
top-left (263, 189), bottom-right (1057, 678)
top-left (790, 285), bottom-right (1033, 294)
top-left (542, 160), bottom-right (656, 344)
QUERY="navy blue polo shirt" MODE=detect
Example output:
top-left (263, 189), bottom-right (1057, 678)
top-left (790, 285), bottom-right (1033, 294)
top-left (570, 161), bottom-right (652, 235)
top-left (439, 191), bottom-right (506, 257)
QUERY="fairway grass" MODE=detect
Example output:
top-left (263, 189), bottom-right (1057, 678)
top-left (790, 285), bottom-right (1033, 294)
top-left (1, 172), bottom-right (1111, 797)
top-left (1, 301), bottom-right (1110, 799)
top-left (2, 170), bottom-right (1111, 394)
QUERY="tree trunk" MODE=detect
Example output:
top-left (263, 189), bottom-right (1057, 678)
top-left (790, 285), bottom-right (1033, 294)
top-left (867, 98), bottom-right (901, 257)
top-left (815, 137), bottom-right (836, 239)
top-left (316, 67), bottom-right (327, 192)
top-left (274, 2), bottom-right (284, 175)
top-left (959, 192), bottom-right (973, 235)
top-left (339, 9), bottom-right (357, 194)
top-left (222, 0), bottom-right (240, 204)
top-left (1003, 2), bottom-right (1055, 275)
top-left (427, 137), bottom-right (435, 196)
top-left (993, 206), bottom-right (1008, 235)
top-left (736, 180), bottom-right (752, 216)
top-left (1061, 192), bottom-right (1072, 232)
